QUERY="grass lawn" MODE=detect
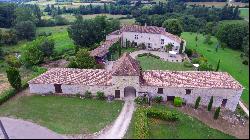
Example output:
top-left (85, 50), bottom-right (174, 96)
top-left (37, 26), bottom-right (75, 55)
top-left (181, 32), bottom-right (249, 106)
top-left (239, 8), bottom-right (249, 21)
top-left (0, 95), bottom-right (124, 134)
top-left (125, 104), bottom-right (235, 139)
top-left (137, 55), bottom-right (194, 71)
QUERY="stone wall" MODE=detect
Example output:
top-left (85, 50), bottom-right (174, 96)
top-left (29, 84), bottom-right (55, 94)
top-left (139, 86), bottom-right (242, 111)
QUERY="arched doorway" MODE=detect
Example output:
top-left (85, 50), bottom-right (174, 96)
top-left (124, 86), bottom-right (136, 99)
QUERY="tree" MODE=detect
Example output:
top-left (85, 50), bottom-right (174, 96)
top-left (14, 20), bottom-right (36, 40)
top-left (5, 55), bottom-right (22, 68)
top-left (195, 96), bottom-right (201, 109)
top-left (216, 23), bottom-right (249, 50)
top-left (204, 34), bottom-right (212, 45)
top-left (179, 40), bottom-right (184, 54)
top-left (242, 35), bottom-right (249, 57)
top-left (162, 19), bottom-right (183, 36)
top-left (216, 59), bottom-right (220, 71)
top-left (165, 43), bottom-right (173, 52)
top-left (0, 47), bottom-right (3, 60)
top-left (6, 67), bottom-right (22, 91)
top-left (21, 39), bottom-right (44, 66)
top-left (207, 96), bottom-right (213, 111)
top-left (54, 15), bottom-right (68, 25)
top-left (195, 34), bottom-right (198, 47)
top-left (214, 107), bottom-right (221, 120)
top-left (1, 29), bottom-right (18, 45)
top-left (68, 49), bottom-right (96, 69)
top-left (38, 37), bottom-right (55, 57)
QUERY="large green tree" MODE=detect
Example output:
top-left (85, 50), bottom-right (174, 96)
top-left (68, 49), bottom-right (96, 69)
top-left (14, 20), bottom-right (36, 40)
top-left (162, 19), bottom-right (183, 36)
top-left (216, 23), bottom-right (249, 50)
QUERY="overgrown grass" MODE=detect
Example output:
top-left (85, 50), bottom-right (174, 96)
top-left (125, 104), bottom-right (235, 139)
top-left (137, 55), bottom-right (194, 71)
top-left (181, 32), bottom-right (249, 106)
top-left (0, 95), bottom-right (123, 134)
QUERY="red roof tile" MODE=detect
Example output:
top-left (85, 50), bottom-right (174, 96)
top-left (90, 38), bottom-right (120, 57)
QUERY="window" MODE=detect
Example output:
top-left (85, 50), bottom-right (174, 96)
top-left (148, 43), bottom-right (152, 48)
top-left (161, 39), bottom-right (164, 44)
top-left (161, 46), bottom-right (164, 49)
top-left (115, 90), bottom-right (120, 98)
top-left (221, 99), bottom-right (227, 107)
top-left (135, 42), bottom-right (137, 46)
top-left (149, 37), bottom-right (150, 40)
top-left (158, 88), bottom-right (163, 94)
top-left (185, 89), bottom-right (191, 95)
top-left (54, 84), bottom-right (62, 93)
top-left (134, 35), bottom-right (139, 39)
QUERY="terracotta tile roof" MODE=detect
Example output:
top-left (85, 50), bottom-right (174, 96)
top-left (141, 70), bottom-right (243, 89)
top-left (109, 25), bottom-right (182, 43)
top-left (28, 68), bottom-right (112, 86)
top-left (112, 53), bottom-right (141, 76)
top-left (90, 37), bottom-right (120, 57)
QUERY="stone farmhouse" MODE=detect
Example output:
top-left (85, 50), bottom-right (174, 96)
top-left (29, 53), bottom-right (243, 112)
top-left (90, 25), bottom-right (186, 63)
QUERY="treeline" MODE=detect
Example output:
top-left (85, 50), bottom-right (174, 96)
top-left (179, 0), bottom-right (226, 2)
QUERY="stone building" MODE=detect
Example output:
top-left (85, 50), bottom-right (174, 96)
top-left (90, 25), bottom-right (186, 63)
top-left (29, 53), bottom-right (243, 112)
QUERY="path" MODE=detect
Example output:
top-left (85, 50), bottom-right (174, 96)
top-left (0, 117), bottom-right (66, 139)
top-left (239, 101), bottom-right (249, 117)
top-left (96, 99), bottom-right (135, 139)
top-left (129, 50), bottom-right (184, 62)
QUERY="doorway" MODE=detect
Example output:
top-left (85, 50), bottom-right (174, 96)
top-left (124, 86), bottom-right (136, 99)
top-left (54, 84), bottom-right (62, 93)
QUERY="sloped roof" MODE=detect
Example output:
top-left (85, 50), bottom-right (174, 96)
top-left (142, 70), bottom-right (243, 89)
top-left (28, 68), bottom-right (112, 86)
top-left (112, 53), bottom-right (141, 76)
top-left (90, 37), bottom-right (120, 58)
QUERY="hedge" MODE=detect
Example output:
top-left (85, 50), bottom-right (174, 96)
top-left (147, 108), bottom-right (179, 121)
top-left (0, 88), bottom-right (16, 105)
top-left (134, 108), bottom-right (149, 139)
top-left (137, 53), bottom-right (160, 59)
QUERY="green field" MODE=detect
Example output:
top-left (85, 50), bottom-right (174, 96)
top-left (0, 95), bottom-right (123, 134)
top-left (239, 8), bottom-right (249, 21)
top-left (181, 32), bottom-right (249, 106)
top-left (137, 55), bottom-right (194, 71)
top-left (125, 104), bottom-right (235, 139)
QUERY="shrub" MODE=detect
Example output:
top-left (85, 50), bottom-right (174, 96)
top-left (147, 108), bottom-right (179, 121)
top-left (153, 96), bottom-right (163, 103)
top-left (208, 96), bottom-right (213, 111)
top-left (6, 67), bottom-right (22, 91)
top-left (96, 91), bottom-right (105, 100)
top-left (183, 60), bottom-right (193, 68)
top-left (0, 88), bottom-right (16, 105)
top-left (242, 60), bottom-right (248, 65)
top-left (134, 96), bottom-right (147, 105)
top-left (185, 48), bottom-right (193, 57)
top-left (191, 58), bottom-right (200, 64)
top-left (195, 96), bottom-right (201, 109)
top-left (76, 93), bottom-right (81, 98)
top-left (84, 91), bottom-right (92, 98)
top-left (174, 97), bottom-right (183, 107)
top-left (134, 108), bottom-right (149, 139)
top-left (5, 55), bottom-right (22, 68)
top-left (214, 107), bottom-right (221, 120)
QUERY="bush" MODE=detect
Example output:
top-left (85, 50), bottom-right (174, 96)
top-left (96, 91), bottom-right (105, 100)
top-left (174, 97), bottom-right (183, 107)
top-left (134, 96), bottom-right (147, 105)
top-left (137, 53), bottom-right (160, 59)
top-left (134, 108), bottom-right (149, 139)
top-left (183, 60), bottom-right (193, 68)
top-left (76, 93), bottom-right (81, 98)
top-left (195, 96), bottom-right (201, 109)
top-left (242, 60), bottom-right (248, 65)
top-left (6, 67), bottom-right (22, 91)
top-left (5, 55), bottom-right (22, 68)
top-left (214, 107), bottom-right (221, 120)
top-left (208, 96), bottom-right (213, 111)
top-left (84, 91), bottom-right (92, 98)
top-left (147, 108), bottom-right (179, 121)
top-left (185, 48), bottom-right (193, 57)
top-left (0, 88), bottom-right (16, 105)
top-left (153, 96), bottom-right (163, 103)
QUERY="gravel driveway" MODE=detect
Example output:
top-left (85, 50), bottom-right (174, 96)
top-left (0, 117), bottom-right (66, 139)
